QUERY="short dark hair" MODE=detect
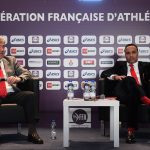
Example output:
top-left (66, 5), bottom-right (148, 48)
top-left (124, 43), bottom-right (138, 52)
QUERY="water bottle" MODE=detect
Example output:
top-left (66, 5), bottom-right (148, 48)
top-left (90, 80), bottom-right (96, 101)
top-left (67, 81), bottom-right (74, 100)
top-left (50, 120), bottom-right (56, 140)
top-left (83, 80), bottom-right (90, 101)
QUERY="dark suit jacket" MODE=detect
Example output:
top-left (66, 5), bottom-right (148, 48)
top-left (101, 61), bottom-right (150, 88)
top-left (1, 56), bottom-right (33, 92)
top-left (1, 56), bottom-right (32, 79)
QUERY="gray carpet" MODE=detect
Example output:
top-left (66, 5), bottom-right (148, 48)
top-left (0, 127), bottom-right (150, 150)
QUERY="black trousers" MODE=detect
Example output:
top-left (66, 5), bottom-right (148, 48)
top-left (1, 91), bottom-right (37, 124)
top-left (114, 76), bottom-right (145, 129)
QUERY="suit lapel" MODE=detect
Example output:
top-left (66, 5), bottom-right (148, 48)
top-left (123, 62), bottom-right (127, 75)
top-left (120, 61), bottom-right (127, 75)
top-left (138, 62), bottom-right (144, 81)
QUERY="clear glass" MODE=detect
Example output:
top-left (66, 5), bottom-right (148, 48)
top-left (67, 82), bottom-right (74, 100)
top-left (83, 82), bottom-right (90, 100)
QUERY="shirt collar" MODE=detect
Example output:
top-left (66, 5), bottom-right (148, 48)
top-left (127, 61), bottom-right (138, 67)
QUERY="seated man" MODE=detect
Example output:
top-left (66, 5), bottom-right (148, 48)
top-left (101, 43), bottom-right (150, 144)
top-left (0, 36), bottom-right (43, 144)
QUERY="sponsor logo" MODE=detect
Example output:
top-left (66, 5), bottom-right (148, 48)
top-left (117, 47), bottom-right (125, 56)
top-left (63, 70), bottom-right (79, 78)
top-left (10, 47), bottom-right (25, 56)
top-left (39, 81), bottom-right (43, 90)
top-left (72, 109), bottom-right (88, 125)
top-left (81, 58), bottom-right (96, 67)
top-left (81, 47), bottom-right (96, 56)
top-left (64, 81), bottom-right (79, 90)
top-left (46, 47), bottom-right (61, 56)
top-left (29, 70), bottom-right (43, 78)
top-left (46, 81), bottom-right (61, 90)
top-left (10, 35), bottom-right (25, 44)
top-left (99, 47), bottom-right (114, 56)
top-left (81, 70), bottom-right (96, 79)
top-left (99, 58), bottom-right (114, 67)
top-left (16, 58), bottom-right (25, 67)
top-left (99, 35), bottom-right (114, 44)
top-left (64, 35), bottom-right (79, 44)
top-left (46, 70), bottom-right (61, 79)
top-left (46, 58), bottom-right (61, 67)
top-left (138, 58), bottom-right (150, 62)
top-left (117, 35), bottom-right (132, 44)
top-left (28, 35), bottom-right (43, 44)
top-left (28, 47), bottom-right (43, 56)
top-left (69, 108), bottom-right (91, 128)
top-left (63, 58), bottom-right (78, 67)
top-left (81, 35), bottom-right (96, 44)
top-left (28, 58), bottom-right (43, 67)
top-left (64, 47), bottom-right (79, 56)
top-left (46, 35), bottom-right (61, 44)
top-left (138, 47), bottom-right (150, 56)
top-left (135, 35), bottom-right (150, 44)
top-left (117, 58), bottom-right (126, 61)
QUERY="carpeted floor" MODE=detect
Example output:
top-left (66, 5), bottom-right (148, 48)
top-left (0, 127), bottom-right (150, 150)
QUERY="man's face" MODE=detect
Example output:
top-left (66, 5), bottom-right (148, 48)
top-left (0, 44), bottom-right (5, 59)
top-left (125, 45), bottom-right (138, 64)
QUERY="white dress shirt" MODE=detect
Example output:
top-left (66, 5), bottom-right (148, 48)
top-left (127, 62), bottom-right (141, 85)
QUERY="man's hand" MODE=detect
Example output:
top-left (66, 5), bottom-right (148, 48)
top-left (7, 76), bottom-right (21, 85)
top-left (113, 75), bottom-right (126, 80)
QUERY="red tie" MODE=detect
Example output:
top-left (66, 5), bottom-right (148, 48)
top-left (0, 67), bottom-right (7, 98)
top-left (129, 64), bottom-right (140, 85)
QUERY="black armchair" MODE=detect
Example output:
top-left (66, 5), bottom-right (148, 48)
top-left (0, 78), bottom-right (39, 133)
top-left (98, 78), bottom-right (150, 134)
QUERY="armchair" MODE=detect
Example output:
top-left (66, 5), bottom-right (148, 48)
top-left (0, 78), bottom-right (39, 133)
top-left (98, 78), bottom-right (150, 135)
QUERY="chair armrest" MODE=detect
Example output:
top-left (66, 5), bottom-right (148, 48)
top-left (17, 78), bottom-right (39, 92)
top-left (98, 78), bottom-right (105, 96)
top-left (99, 78), bottom-right (118, 97)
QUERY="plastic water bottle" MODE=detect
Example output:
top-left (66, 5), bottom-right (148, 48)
top-left (90, 80), bottom-right (96, 100)
top-left (50, 120), bottom-right (56, 140)
top-left (67, 81), bottom-right (74, 100)
top-left (83, 81), bottom-right (90, 101)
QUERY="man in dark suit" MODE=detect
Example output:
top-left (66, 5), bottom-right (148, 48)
top-left (0, 36), bottom-right (43, 144)
top-left (101, 43), bottom-right (150, 144)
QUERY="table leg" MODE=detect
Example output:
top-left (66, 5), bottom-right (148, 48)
top-left (63, 104), bottom-right (69, 147)
top-left (113, 106), bottom-right (119, 147)
top-left (110, 106), bottom-right (114, 141)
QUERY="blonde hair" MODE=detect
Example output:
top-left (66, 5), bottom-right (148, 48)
top-left (0, 36), bottom-right (6, 45)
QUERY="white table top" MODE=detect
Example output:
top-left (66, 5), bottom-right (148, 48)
top-left (63, 98), bottom-right (119, 107)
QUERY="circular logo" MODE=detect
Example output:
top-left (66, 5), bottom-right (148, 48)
top-left (72, 109), bottom-right (88, 125)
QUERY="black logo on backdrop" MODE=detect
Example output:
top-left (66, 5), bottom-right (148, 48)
top-left (72, 109), bottom-right (88, 125)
